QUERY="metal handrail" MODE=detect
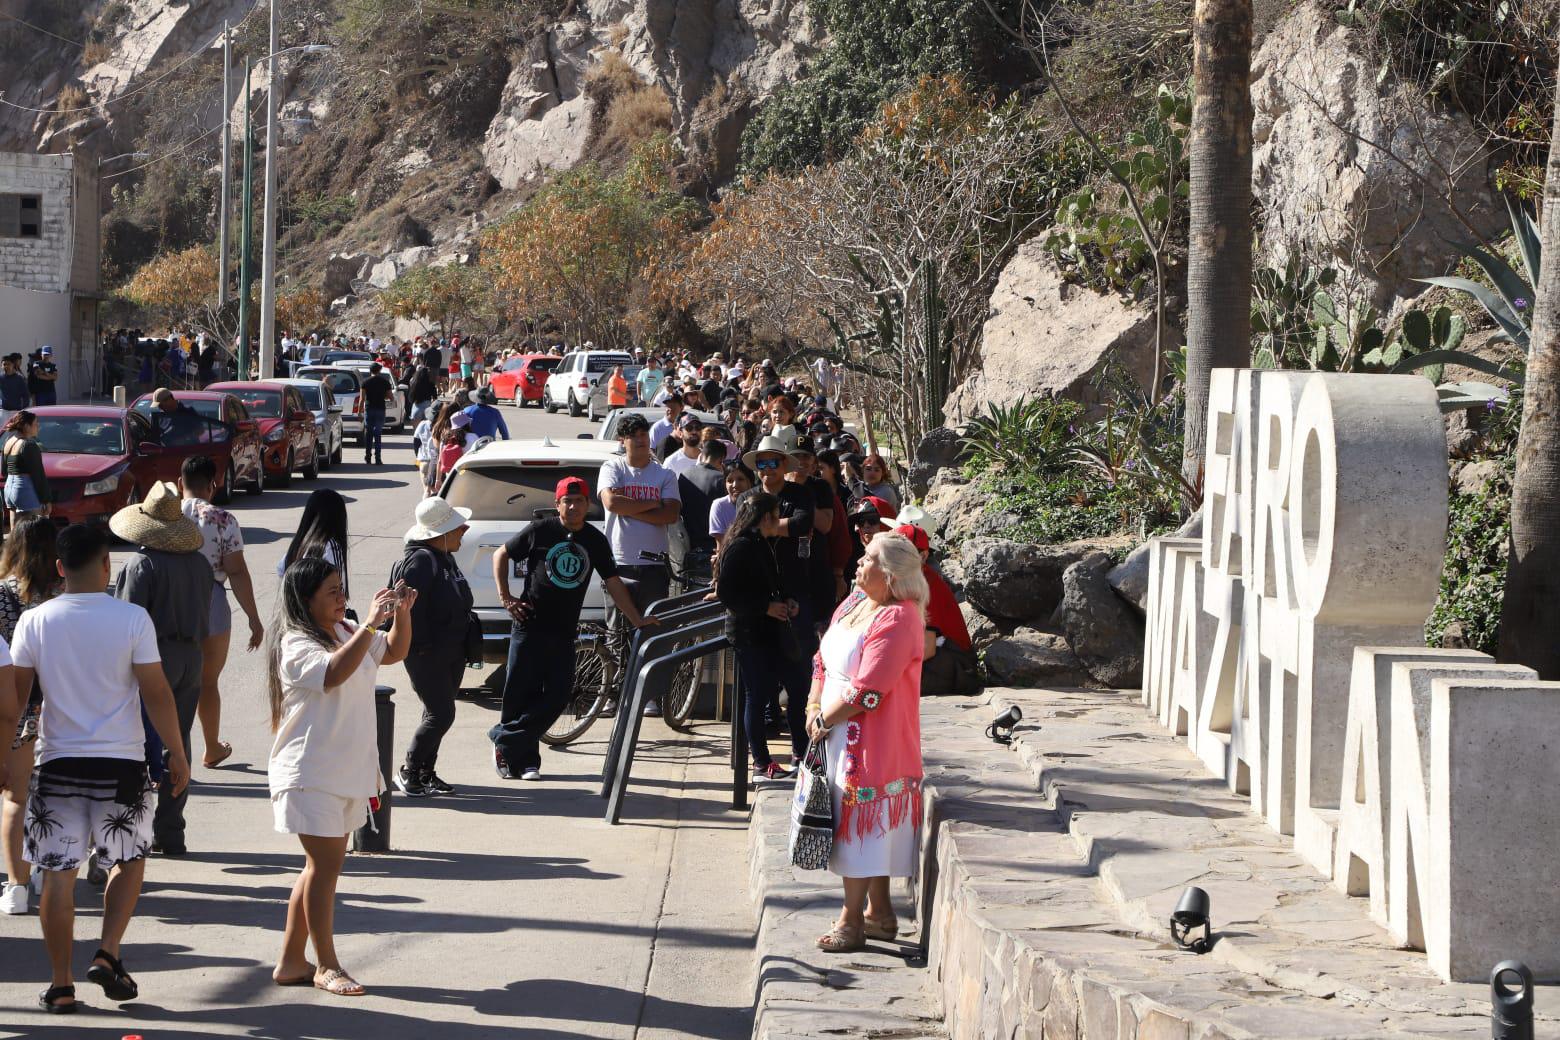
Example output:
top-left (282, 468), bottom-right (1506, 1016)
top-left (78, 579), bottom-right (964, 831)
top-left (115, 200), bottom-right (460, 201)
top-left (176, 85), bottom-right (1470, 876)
top-left (644, 584), bottom-right (713, 616)
top-left (604, 624), bottom-right (731, 824)
top-left (598, 601), bottom-right (726, 792)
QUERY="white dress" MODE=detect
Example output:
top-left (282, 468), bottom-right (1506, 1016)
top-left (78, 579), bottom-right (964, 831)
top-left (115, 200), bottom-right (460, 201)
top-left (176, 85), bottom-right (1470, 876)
top-left (820, 620), bottom-right (918, 878)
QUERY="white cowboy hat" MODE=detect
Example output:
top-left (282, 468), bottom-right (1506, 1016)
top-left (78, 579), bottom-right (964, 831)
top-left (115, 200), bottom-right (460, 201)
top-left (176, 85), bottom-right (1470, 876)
top-left (109, 481), bottom-right (203, 554)
top-left (897, 503), bottom-right (932, 528)
top-left (742, 434), bottom-right (794, 473)
top-left (404, 497), bottom-right (472, 542)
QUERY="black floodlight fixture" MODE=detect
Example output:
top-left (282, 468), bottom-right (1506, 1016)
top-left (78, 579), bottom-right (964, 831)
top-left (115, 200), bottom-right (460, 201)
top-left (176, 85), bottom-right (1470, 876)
top-left (1170, 886), bottom-right (1211, 954)
top-left (985, 704), bottom-right (1022, 744)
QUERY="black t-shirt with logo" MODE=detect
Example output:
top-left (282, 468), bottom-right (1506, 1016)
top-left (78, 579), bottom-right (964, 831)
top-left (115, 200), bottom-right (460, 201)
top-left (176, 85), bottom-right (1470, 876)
top-left (504, 518), bottom-right (618, 633)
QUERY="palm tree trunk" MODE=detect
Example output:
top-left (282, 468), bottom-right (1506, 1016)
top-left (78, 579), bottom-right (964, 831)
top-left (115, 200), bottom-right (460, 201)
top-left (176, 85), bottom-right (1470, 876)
top-left (1497, 88), bottom-right (1560, 678)
top-left (1182, 0), bottom-right (1255, 480)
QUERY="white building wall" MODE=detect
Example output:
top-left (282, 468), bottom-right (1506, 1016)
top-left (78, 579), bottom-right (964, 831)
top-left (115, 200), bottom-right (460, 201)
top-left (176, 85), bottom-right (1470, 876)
top-left (0, 153), bottom-right (73, 294)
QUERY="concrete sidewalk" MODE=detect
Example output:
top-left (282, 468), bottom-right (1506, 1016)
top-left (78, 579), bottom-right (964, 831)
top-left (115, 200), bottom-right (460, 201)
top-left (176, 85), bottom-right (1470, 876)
top-left (0, 424), bottom-right (756, 1038)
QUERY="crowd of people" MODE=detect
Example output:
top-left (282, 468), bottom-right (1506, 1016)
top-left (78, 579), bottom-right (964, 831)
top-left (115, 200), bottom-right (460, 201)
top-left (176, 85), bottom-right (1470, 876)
top-left (0, 336), bottom-right (971, 1011)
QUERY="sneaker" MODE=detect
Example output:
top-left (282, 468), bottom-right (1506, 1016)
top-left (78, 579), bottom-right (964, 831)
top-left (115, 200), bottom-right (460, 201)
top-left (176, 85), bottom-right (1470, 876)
top-left (0, 882), bottom-right (27, 915)
top-left (494, 747), bottom-right (515, 780)
top-left (642, 699), bottom-right (662, 718)
top-left (422, 771), bottom-right (454, 795)
top-left (394, 765), bottom-right (431, 797)
top-left (751, 761), bottom-right (792, 784)
top-left (85, 853), bottom-right (107, 886)
top-left (520, 767), bottom-right (542, 782)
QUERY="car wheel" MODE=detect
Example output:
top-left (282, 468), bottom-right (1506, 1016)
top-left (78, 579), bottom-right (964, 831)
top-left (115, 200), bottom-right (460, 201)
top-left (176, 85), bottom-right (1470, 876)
top-left (331, 436), bottom-right (343, 465)
top-left (513, 387), bottom-right (524, 408)
top-left (543, 390), bottom-right (554, 414)
top-left (215, 460), bottom-right (236, 505)
top-left (567, 392), bottom-right (583, 418)
top-left (247, 458), bottom-right (264, 496)
top-left (302, 443), bottom-right (319, 480)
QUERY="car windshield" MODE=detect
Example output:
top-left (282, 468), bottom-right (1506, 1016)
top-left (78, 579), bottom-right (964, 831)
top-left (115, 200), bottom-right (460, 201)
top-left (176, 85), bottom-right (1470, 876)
top-left (232, 390), bottom-right (283, 417)
top-left (442, 464), bottom-right (606, 523)
top-left (36, 417), bottom-right (125, 456)
top-left (132, 397), bottom-right (223, 421)
top-left (586, 355), bottom-right (633, 374)
top-left (301, 371), bottom-right (358, 396)
top-left (291, 384), bottom-right (323, 409)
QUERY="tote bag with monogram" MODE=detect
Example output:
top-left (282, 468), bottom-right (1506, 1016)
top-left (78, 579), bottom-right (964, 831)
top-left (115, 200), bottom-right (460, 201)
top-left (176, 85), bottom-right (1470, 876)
top-left (787, 737), bottom-right (834, 870)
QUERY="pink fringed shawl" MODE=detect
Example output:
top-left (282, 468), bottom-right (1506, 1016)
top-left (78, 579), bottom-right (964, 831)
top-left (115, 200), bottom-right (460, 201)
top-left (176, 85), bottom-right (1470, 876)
top-left (815, 592), bottom-right (925, 842)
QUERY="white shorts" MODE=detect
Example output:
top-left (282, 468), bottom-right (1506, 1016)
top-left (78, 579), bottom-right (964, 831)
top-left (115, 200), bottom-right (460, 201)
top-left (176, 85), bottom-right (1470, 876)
top-left (272, 788), bottom-right (370, 837)
top-left (25, 759), bottom-right (154, 872)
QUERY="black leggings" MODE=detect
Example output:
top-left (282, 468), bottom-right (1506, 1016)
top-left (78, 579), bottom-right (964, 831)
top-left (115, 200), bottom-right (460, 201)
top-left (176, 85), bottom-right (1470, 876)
top-left (403, 645), bottom-right (465, 772)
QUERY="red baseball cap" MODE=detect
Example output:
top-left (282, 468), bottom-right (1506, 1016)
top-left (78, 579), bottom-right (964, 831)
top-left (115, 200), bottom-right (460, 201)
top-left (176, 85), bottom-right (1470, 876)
top-left (893, 524), bottom-right (930, 553)
top-left (556, 476), bottom-right (590, 499)
top-left (861, 495), bottom-right (898, 520)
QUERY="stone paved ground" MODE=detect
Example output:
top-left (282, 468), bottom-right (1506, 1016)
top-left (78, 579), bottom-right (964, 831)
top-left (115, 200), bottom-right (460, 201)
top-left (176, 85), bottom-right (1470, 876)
top-left (750, 688), bottom-right (1560, 1040)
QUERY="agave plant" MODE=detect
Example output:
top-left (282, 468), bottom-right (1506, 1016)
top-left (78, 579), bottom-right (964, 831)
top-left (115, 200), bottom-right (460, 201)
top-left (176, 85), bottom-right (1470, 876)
top-left (1396, 195), bottom-right (1533, 409)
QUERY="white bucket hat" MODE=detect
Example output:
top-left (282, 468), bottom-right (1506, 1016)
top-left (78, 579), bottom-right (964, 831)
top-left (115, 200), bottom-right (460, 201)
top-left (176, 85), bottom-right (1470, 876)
top-left (404, 497), bottom-right (472, 542)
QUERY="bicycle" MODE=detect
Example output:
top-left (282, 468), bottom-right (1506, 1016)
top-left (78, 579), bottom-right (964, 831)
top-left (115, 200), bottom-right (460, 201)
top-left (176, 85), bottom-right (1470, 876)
top-left (539, 549), bottom-right (712, 746)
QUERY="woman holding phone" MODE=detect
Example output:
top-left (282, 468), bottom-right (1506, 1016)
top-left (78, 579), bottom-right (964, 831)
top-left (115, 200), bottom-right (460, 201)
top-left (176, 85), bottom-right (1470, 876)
top-left (266, 558), bottom-right (413, 997)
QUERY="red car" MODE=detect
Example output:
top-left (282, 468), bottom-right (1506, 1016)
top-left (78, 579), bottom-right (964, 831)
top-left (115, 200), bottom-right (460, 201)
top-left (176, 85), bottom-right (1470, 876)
top-left (489, 353), bottom-right (561, 407)
top-left (130, 390), bottom-right (265, 502)
top-left (28, 406), bottom-right (221, 528)
top-left (207, 381), bottom-right (322, 487)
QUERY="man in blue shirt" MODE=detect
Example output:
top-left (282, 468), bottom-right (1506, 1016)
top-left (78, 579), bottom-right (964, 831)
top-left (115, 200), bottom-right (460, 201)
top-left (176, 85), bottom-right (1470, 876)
top-left (461, 387), bottom-right (510, 441)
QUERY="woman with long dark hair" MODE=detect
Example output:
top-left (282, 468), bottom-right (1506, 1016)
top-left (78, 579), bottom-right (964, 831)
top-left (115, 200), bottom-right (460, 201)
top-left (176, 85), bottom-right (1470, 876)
top-left (715, 490), bottom-right (811, 783)
top-left (265, 558), bottom-right (412, 996)
top-left (0, 516), bottom-right (58, 915)
top-left (0, 411), bottom-right (50, 525)
top-left (276, 490), bottom-right (350, 595)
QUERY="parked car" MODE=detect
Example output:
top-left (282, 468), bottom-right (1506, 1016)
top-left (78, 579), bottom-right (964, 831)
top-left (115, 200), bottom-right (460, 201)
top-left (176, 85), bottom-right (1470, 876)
top-left (206, 381), bottom-right (322, 487)
top-left (128, 390), bottom-right (265, 501)
top-left (542, 349), bottom-right (634, 417)
top-left (286, 345), bottom-right (334, 376)
top-left (322, 349), bottom-right (372, 366)
top-left (490, 353), bottom-right (561, 408)
top-left (336, 359), bottom-right (410, 431)
top-left (294, 364), bottom-right (406, 444)
top-left (585, 364), bottom-right (646, 422)
top-left (441, 438), bottom-right (623, 663)
top-left (29, 406), bottom-right (203, 529)
top-left (270, 377), bottom-right (345, 468)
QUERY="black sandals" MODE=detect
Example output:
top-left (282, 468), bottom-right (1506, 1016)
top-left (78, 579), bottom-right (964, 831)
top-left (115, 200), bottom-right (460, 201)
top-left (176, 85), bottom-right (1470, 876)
top-left (85, 947), bottom-right (138, 1001)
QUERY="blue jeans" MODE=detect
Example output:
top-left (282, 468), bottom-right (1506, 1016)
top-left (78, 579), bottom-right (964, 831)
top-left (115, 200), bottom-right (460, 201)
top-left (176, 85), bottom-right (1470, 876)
top-left (734, 634), bottom-right (811, 768)
top-left (490, 625), bottom-right (577, 771)
top-left (364, 409), bottom-right (385, 460)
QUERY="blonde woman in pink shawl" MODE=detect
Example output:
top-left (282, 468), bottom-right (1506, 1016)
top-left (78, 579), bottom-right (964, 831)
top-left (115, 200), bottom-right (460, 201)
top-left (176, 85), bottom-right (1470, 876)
top-left (806, 532), bottom-right (928, 952)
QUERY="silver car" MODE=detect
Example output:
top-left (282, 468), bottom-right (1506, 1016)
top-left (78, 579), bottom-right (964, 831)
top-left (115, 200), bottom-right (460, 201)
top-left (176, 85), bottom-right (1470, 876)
top-left (271, 377), bottom-right (345, 467)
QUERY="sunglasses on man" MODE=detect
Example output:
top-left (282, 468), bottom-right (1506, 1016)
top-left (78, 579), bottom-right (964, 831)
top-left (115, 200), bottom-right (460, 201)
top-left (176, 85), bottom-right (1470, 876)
top-left (753, 457), bottom-right (784, 471)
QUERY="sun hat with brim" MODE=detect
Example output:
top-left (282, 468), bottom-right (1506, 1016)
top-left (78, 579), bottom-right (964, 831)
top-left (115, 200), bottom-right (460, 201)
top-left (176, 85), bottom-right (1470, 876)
top-left (897, 503), bottom-right (931, 528)
top-left (109, 481), bottom-right (204, 554)
top-left (404, 497), bottom-right (473, 542)
top-left (742, 434), bottom-right (794, 472)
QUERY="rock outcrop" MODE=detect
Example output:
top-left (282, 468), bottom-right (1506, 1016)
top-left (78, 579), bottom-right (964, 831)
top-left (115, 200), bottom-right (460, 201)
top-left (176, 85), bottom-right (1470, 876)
top-left (1053, 554), bottom-right (1144, 688)
top-left (1251, 1), bottom-right (1502, 303)
top-left (942, 242), bottom-right (1163, 426)
top-left (960, 538), bottom-right (1108, 624)
top-left (984, 629), bottom-right (1088, 688)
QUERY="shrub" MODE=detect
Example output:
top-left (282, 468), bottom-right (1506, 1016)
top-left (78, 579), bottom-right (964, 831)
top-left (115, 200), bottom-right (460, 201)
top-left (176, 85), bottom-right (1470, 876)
top-left (1425, 459), bottom-right (1512, 655)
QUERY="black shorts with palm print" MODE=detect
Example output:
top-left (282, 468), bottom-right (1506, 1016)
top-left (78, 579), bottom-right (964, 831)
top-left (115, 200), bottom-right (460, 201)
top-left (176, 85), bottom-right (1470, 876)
top-left (24, 758), bottom-right (153, 873)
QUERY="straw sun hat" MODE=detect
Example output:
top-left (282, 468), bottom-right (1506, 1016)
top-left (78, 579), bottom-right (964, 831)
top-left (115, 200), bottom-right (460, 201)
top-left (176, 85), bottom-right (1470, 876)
top-left (109, 481), bottom-right (204, 554)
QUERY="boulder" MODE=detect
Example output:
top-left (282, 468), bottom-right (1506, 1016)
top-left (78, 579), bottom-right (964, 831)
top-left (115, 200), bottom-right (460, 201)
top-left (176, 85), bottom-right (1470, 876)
top-left (1452, 459), bottom-right (1503, 497)
top-left (323, 253), bottom-right (372, 302)
top-left (909, 427), bottom-right (967, 500)
top-left (984, 628), bottom-right (1088, 688)
top-left (960, 601), bottom-right (1001, 652)
top-left (943, 242), bottom-right (1163, 425)
top-left (960, 538), bottom-right (1101, 623)
top-left (1054, 554), bottom-right (1145, 689)
top-left (1108, 512), bottom-right (1202, 612)
top-left (368, 247), bottom-right (435, 291)
top-left (1251, 1), bottom-right (1502, 304)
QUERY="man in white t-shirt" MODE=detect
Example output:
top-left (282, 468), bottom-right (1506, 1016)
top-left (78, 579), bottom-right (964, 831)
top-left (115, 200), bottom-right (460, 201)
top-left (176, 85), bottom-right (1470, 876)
top-left (598, 413), bottom-right (681, 716)
top-left (663, 413), bottom-right (705, 478)
top-left (7, 523), bottom-right (187, 1013)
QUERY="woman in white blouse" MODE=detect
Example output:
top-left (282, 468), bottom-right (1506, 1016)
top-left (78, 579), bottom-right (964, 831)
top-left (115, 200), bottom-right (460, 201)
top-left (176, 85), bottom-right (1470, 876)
top-left (265, 557), bottom-right (412, 997)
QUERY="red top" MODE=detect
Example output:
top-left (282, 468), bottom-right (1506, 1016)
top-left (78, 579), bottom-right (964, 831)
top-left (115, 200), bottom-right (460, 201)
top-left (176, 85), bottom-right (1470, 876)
top-left (923, 565), bottom-right (971, 652)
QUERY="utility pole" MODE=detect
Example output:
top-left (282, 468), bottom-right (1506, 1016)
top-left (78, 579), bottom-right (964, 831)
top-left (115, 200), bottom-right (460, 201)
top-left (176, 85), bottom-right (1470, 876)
top-left (237, 63), bottom-right (254, 381)
top-left (258, 0), bottom-right (279, 381)
top-left (217, 20), bottom-right (231, 305)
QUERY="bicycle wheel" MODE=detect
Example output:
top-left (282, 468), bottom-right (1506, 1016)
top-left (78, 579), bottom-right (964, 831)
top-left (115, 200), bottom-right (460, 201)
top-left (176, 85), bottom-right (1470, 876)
top-left (541, 634), bottom-right (611, 746)
top-left (662, 643), bottom-right (701, 731)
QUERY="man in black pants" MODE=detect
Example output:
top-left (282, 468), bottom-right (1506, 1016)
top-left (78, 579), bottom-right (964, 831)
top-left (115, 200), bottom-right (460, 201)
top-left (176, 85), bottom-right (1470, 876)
top-left (359, 362), bottom-right (393, 465)
top-left (489, 477), bottom-right (653, 781)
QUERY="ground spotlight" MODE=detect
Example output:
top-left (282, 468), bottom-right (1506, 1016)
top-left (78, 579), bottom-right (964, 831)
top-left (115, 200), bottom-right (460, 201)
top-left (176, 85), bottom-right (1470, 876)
top-left (1170, 886), bottom-right (1211, 954)
top-left (985, 704), bottom-right (1022, 744)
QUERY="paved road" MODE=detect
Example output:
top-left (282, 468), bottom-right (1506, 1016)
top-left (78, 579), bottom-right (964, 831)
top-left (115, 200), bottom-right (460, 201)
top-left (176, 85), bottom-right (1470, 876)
top-left (0, 401), bottom-right (754, 1038)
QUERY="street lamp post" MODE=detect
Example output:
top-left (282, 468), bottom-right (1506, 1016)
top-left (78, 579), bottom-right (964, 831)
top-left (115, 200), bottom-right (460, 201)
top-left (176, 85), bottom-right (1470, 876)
top-left (259, 0), bottom-right (279, 380)
top-left (237, 63), bottom-right (255, 381)
top-left (218, 21), bottom-right (231, 305)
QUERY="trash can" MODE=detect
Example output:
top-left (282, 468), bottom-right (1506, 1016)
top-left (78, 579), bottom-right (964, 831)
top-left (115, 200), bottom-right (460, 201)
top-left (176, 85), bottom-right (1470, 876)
top-left (350, 685), bottom-right (395, 853)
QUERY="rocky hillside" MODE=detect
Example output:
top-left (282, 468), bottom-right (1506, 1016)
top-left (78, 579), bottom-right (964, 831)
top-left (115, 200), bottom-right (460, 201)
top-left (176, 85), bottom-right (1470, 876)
top-left (0, 0), bottom-right (820, 329)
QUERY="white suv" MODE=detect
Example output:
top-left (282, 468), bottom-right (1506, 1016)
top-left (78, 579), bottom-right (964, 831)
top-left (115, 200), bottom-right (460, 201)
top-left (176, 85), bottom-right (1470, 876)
top-left (295, 364), bottom-right (406, 445)
top-left (441, 437), bottom-right (625, 665)
top-left (543, 349), bottom-right (634, 418)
